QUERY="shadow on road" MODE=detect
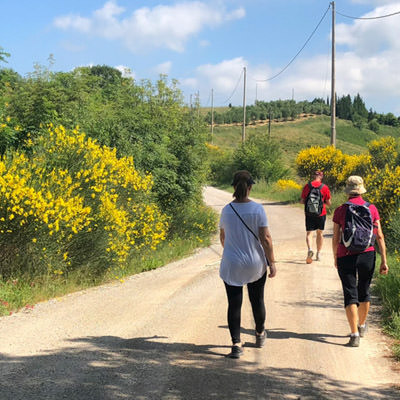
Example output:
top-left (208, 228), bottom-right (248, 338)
top-left (1, 335), bottom-right (398, 399)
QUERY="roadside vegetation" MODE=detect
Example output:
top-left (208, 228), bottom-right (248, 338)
top-left (0, 60), bottom-right (217, 316)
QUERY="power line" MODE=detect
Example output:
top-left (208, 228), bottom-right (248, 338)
top-left (220, 69), bottom-right (244, 104)
top-left (257, 4), bottom-right (331, 82)
top-left (336, 9), bottom-right (400, 20)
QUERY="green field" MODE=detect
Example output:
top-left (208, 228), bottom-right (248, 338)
top-left (209, 115), bottom-right (400, 171)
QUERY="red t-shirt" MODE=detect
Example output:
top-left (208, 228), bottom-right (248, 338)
top-left (333, 196), bottom-right (379, 258)
top-left (301, 180), bottom-right (331, 216)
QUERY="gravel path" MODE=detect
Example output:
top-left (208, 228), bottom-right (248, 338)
top-left (0, 186), bottom-right (399, 399)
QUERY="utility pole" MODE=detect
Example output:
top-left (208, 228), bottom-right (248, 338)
top-left (330, 1), bottom-right (336, 146)
top-left (242, 67), bottom-right (247, 143)
top-left (268, 112), bottom-right (271, 139)
top-left (211, 88), bottom-right (214, 143)
top-left (255, 82), bottom-right (258, 103)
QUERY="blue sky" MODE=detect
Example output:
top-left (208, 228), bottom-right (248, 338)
top-left (1, 0), bottom-right (400, 114)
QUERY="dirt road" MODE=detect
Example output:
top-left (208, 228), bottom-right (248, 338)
top-left (0, 186), bottom-right (399, 399)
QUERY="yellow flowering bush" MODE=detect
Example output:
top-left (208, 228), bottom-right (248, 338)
top-left (364, 165), bottom-right (400, 223)
top-left (276, 179), bottom-right (302, 191)
top-left (368, 137), bottom-right (398, 169)
top-left (296, 146), bottom-right (347, 188)
top-left (296, 146), bottom-right (371, 189)
top-left (0, 125), bottom-right (168, 278)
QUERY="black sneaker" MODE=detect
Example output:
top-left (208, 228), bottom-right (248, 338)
top-left (227, 345), bottom-right (243, 359)
top-left (255, 330), bottom-right (266, 348)
top-left (346, 335), bottom-right (360, 347)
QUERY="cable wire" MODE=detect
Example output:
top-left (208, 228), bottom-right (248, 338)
top-left (258, 4), bottom-right (331, 82)
top-left (336, 9), bottom-right (400, 20)
top-left (220, 69), bottom-right (244, 104)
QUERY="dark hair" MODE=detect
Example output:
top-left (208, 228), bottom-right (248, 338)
top-left (232, 170), bottom-right (254, 201)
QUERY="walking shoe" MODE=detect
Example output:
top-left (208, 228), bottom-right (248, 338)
top-left (306, 250), bottom-right (314, 264)
top-left (358, 323), bottom-right (368, 337)
top-left (227, 345), bottom-right (243, 359)
top-left (255, 330), bottom-right (267, 348)
top-left (346, 335), bottom-right (360, 347)
top-left (315, 252), bottom-right (320, 261)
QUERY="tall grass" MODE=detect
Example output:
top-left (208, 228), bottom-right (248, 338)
top-left (0, 228), bottom-right (217, 317)
top-left (373, 254), bottom-right (400, 359)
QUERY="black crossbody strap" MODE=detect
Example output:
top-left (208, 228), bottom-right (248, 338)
top-left (229, 203), bottom-right (259, 242)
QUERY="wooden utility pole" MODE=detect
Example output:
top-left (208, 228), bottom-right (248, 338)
top-left (211, 89), bottom-right (214, 143)
top-left (268, 112), bottom-right (271, 139)
top-left (330, 1), bottom-right (336, 146)
top-left (255, 82), bottom-right (258, 103)
top-left (242, 67), bottom-right (247, 143)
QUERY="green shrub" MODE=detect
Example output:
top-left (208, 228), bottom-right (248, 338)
top-left (384, 209), bottom-right (400, 253)
top-left (232, 133), bottom-right (288, 183)
top-left (206, 143), bottom-right (235, 185)
top-left (373, 254), bottom-right (400, 352)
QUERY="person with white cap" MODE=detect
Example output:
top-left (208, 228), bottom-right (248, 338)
top-left (332, 175), bottom-right (389, 347)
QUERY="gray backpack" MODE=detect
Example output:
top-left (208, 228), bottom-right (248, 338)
top-left (305, 183), bottom-right (324, 216)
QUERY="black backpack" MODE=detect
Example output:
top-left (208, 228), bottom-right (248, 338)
top-left (341, 201), bottom-right (376, 253)
top-left (305, 183), bottom-right (324, 216)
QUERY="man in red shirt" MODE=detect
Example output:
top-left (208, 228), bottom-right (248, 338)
top-left (300, 171), bottom-right (331, 263)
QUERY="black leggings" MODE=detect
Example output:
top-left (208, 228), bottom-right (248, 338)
top-left (337, 251), bottom-right (376, 307)
top-left (224, 272), bottom-right (267, 344)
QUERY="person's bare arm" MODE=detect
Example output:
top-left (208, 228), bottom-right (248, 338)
top-left (325, 198), bottom-right (332, 207)
top-left (375, 220), bottom-right (389, 275)
top-left (332, 222), bottom-right (340, 269)
top-left (219, 228), bottom-right (225, 248)
top-left (259, 226), bottom-right (276, 278)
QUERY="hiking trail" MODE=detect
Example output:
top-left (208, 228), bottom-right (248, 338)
top-left (0, 186), bottom-right (398, 399)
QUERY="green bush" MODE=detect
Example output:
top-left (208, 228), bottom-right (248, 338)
top-left (232, 133), bottom-right (288, 183)
top-left (384, 209), bottom-right (400, 253)
top-left (206, 144), bottom-right (235, 185)
top-left (374, 254), bottom-right (400, 358)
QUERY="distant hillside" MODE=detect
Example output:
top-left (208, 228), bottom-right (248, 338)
top-left (207, 114), bottom-right (400, 171)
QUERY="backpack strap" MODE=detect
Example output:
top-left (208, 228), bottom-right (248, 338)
top-left (229, 203), bottom-right (260, 242)
top-left (345, 201), bottom-right (370, 207)
top-left (309, 182), bottom-right (324, 191)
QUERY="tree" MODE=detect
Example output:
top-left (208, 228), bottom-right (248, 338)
top-left (352, 93), bottom-right (368, 120)
top-left (0, 46), bottom-right (10, 64)
top-left (336, 95), bottom-right (353, 120)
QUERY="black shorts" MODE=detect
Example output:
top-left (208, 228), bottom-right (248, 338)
top-left (337, 251), bottom-right (376, 307)
top-left (305, 215), bottom-right (326, 231)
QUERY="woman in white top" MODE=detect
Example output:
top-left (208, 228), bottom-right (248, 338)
top-left (219, 170), bottom-right (277, 359)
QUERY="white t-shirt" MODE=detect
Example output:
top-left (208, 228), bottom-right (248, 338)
top-left (219, 201), bottom-right (268, 286)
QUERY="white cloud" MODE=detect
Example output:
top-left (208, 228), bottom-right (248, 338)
top-left (153, 61), bottom-right (172, 75)
top-left (53, 15), bottom-right (92, 32)
top-left (114, 65), bottom-right (135, 78)
top-left (195, 57), bottom-right (248, 98)
top-left (336, 4), bottom-right (400, 55)
top-left (182, 44), bottom-right (400, 114)
top-left (53, 1), bottom-right (245, 53)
